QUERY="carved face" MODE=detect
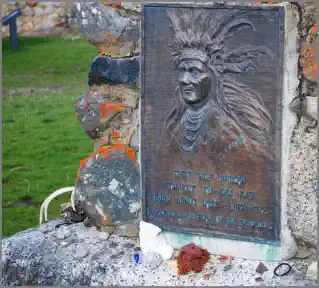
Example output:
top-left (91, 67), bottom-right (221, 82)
top-left (178, 59), bottom-right (214, 105)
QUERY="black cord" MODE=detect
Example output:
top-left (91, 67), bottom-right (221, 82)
top-left (274, 263), bottom-right (292, 277)
top-left (55, 222), bottom-right (73, 229)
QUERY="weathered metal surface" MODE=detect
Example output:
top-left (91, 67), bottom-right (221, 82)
top-left (141, 3), bottom-right (284, 244)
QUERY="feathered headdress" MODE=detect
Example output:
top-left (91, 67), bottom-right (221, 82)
top-left (167, 9), bottom-right (274, 74)
top-left (162, 8), bottom-right (276, 159)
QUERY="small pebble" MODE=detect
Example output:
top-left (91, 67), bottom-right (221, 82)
top-left (167, 260), bottom-right (177, 268)
top-left (295, 249), bottom-right (313, 259)
top-left (99, 232), bottom-right (110, 241)
top-left (255, 277), bottom-right (264, 282)
top-left (142, 252), bottom-right (162, 271)
top-left (74, 244), bottom-right (89, 259)
top-left (39, 226), bottom-right (52, 233)
top-left (110, 251), bottom-right (124, 259)
top-left (109, 242), bottom-right (118, 248)
top-left (255, 262), bottom-right (269, 275)
top-left (123, 243), bottom-right (134, 249)
top-left (56, 226), bottom-right (71, 240)
top-left (39, 221), bottom-right (63, 233)
top-left (262, 270), bottom-right (275, 282)
top-left (209, 255), bottom-right (218, 263)
top-left (60, 241), bottom-right (69, 247)
top-left (223, 263), bottom-right (232, 271)
top-left (100, 226), bottom-right (115, 234)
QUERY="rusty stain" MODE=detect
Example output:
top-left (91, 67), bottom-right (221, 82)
top-left (301, 43), bottom-right (318, 82)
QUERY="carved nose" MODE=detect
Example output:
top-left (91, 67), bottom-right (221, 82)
top-left (180, 72), bottom-right (190, 84)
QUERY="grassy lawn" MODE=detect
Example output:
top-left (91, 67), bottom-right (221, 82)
top-left (2, 36), bottom-right (98, 237)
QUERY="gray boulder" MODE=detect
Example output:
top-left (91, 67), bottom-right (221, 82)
top-left (2, 221), bottom-right (139, 287)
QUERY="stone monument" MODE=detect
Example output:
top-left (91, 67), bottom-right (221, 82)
top-left (141, 3), bottom-right (299, 261)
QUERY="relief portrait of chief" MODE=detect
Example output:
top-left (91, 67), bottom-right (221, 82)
top-left (160, 9), bottom-right (276, 162)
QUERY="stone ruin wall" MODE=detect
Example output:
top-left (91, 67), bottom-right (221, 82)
top-left (2, 2), bottom-right (72, 36)
top-left (286, 2), bottom-right (317, 251)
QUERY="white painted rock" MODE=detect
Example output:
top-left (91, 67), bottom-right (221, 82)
top-left (306, 262), bottom-right (317, 281)
top-left (139, 221), bottom-right (166, 253)
top-left (154, 244), bottom-right (174, 261)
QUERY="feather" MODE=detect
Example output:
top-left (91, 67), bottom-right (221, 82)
top-left (222, 60), bottom-right (257, 73)
top-left (225, 45), bottom-right (274, 60)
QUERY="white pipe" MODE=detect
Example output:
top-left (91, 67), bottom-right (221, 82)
top-left (71, 187), bottom-right (76, 211)
top-left (39, 187), bottom-right (75, 225)
top-left (44, 187), bottom-right (75, 222)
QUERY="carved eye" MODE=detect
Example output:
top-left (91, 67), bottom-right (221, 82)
top-left (190, 67), bottom-right (200, 75)
top-left (179, 67), bottom-right (187, 73)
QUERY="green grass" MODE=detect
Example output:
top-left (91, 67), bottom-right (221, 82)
top-left (2, 36), bottom-right (98, 237)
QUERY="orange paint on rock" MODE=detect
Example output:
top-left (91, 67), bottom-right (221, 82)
top-left (126, 148), bottom-right (136, 160)
top-left (107, 32), bottom-right (119, 41)
top-left (80, 152), bottom-right (96, 168)
top-left (301, 44), bottom-right (318, 82)
top-left (116, 144), bottom-right (126, 151)
top-left (100, 104), bottom-right (109, 118)
top-left (311, 24), bottom-right (318, 35)
top-left (111, 130), bottom-right (120, 139)
top-left (100, 102), bottom-right (125, 119)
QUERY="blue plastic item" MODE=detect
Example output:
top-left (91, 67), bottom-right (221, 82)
top-left (134, 253), bottom-right (139, 264)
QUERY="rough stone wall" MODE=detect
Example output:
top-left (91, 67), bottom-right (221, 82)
top-left (74, 2), bottom-right (140, 156)
top-left (72, 2), bottom-right (142, 233)
top-left (287, 3), bottom-right (317, 249)
top-left (76, 1), bottom-right (317, 252)
top-left (2, 2), bottom-right (72, 36)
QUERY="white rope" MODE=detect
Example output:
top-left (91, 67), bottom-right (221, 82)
top-left (71, 186), bottom-right (76, 211)
top-left (39, 187), bottom-right (75, 225)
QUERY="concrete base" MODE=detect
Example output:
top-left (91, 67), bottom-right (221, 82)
top-left (163, 227), bottom-right (296, 261)
top-left (2, 222), bottom-right (314, 286)
top-left (160, 2), bottom-right (299, 262)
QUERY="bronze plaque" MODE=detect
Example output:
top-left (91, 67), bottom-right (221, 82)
top-left (141, 3), bottom-right (284, 244)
